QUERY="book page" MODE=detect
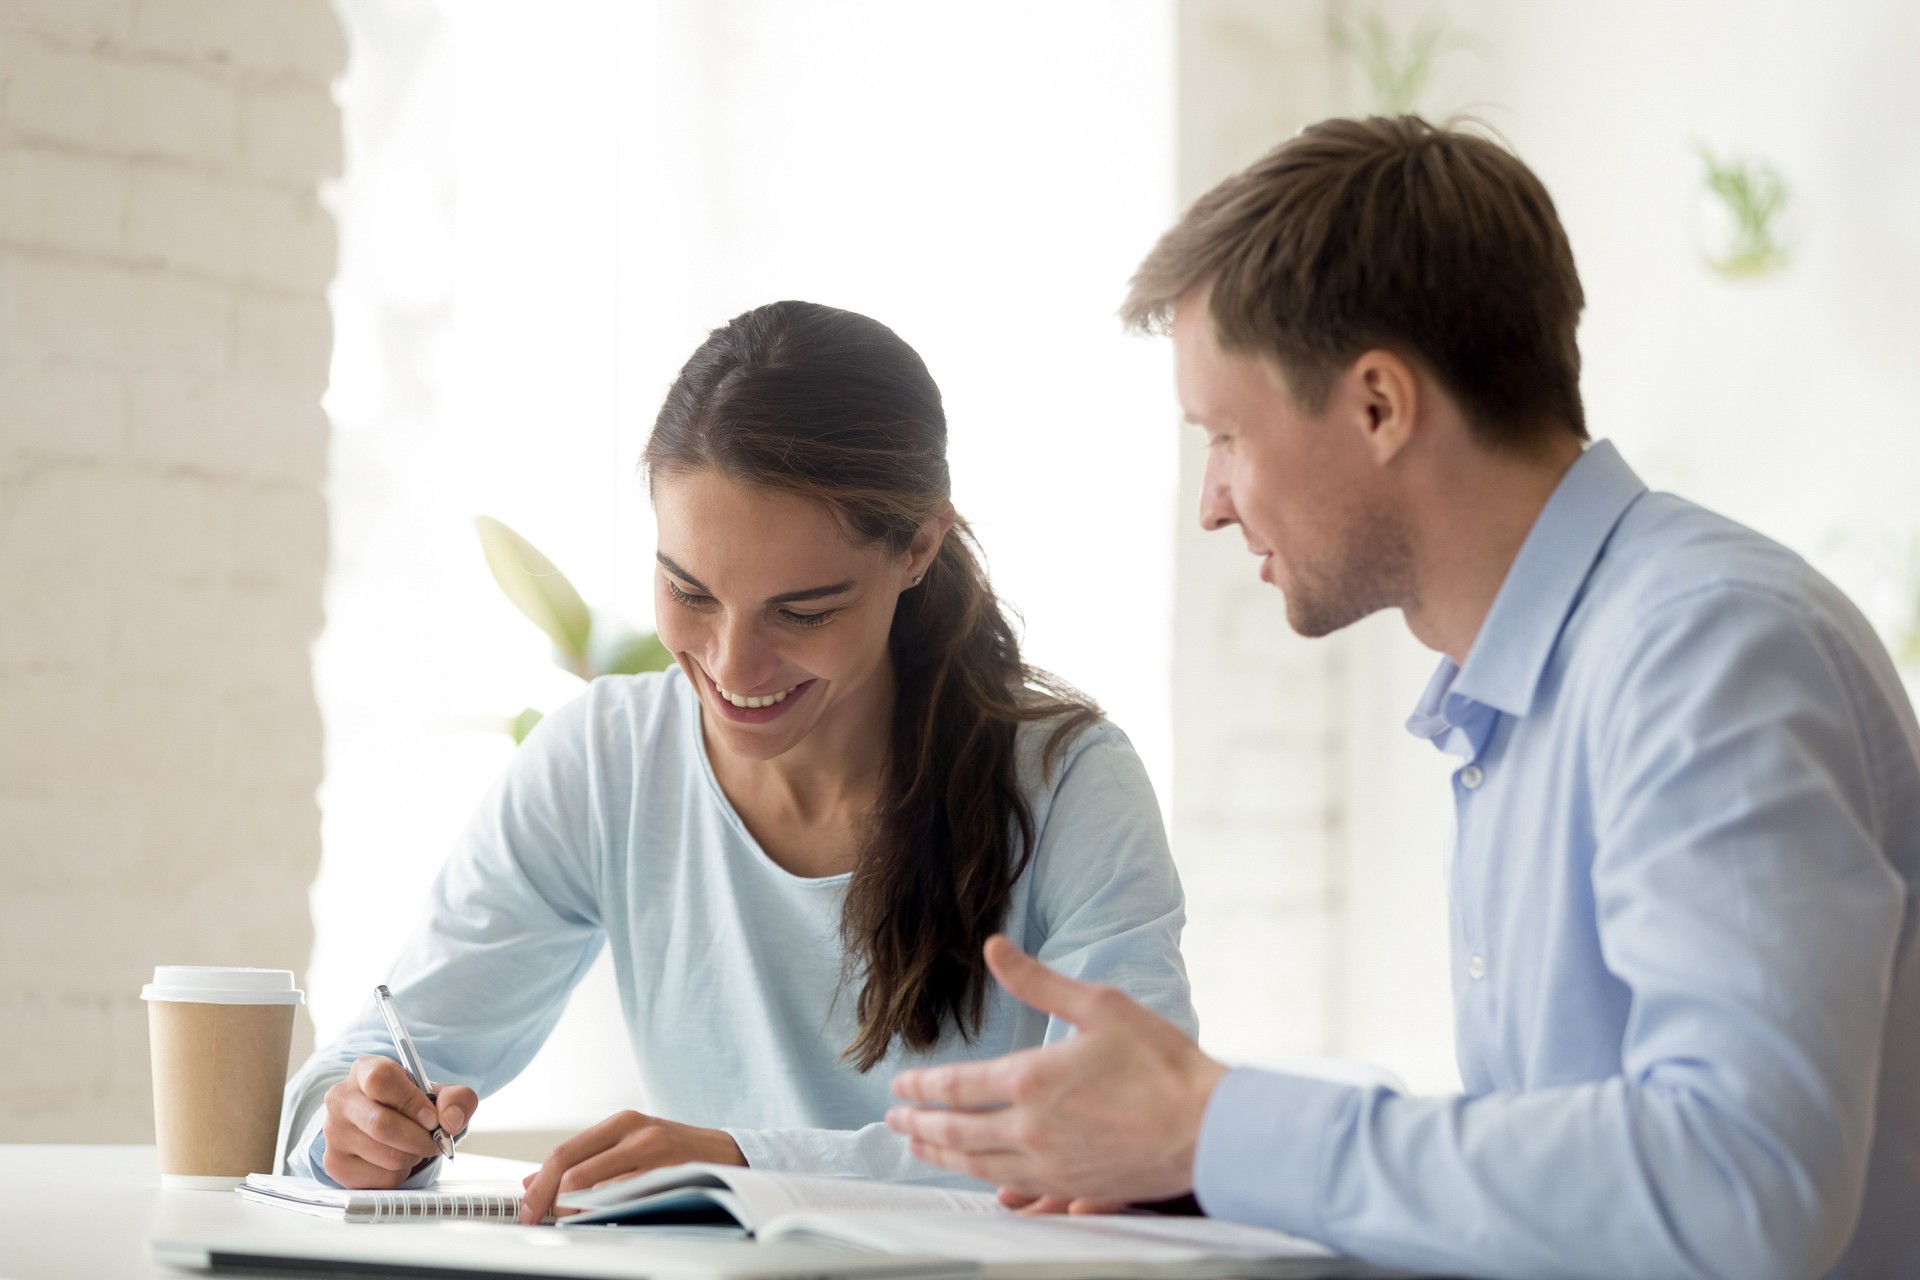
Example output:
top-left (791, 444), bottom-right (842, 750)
top-left (241, 1174), bottom-right (530, 1205)
top-left (557, 1162), bottom-right (1003, 1230)
top-left (716, 1167), bottom-right (1006, 1223)
top-left (762, 1210), bottom-right (1337, 1263)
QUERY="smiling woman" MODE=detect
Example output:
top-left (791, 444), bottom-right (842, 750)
top-left (276, 300), bottom-right (1196, 1219)
top-left (646, 301), bottom-right (1143, 1070)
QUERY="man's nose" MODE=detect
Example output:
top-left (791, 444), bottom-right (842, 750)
top-left (1197, 458), bottom-right (1238, 532)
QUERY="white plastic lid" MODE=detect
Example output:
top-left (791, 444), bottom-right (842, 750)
top-left (140, 966), bottom-right (305, 1005)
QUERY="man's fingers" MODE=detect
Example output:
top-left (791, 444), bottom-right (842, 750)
top-left (885, 1101), bottom-right (1022, 1154)
top-left (982, 935), bottom-right (1116, 1028)
top-left (1068, 1198), bottom-right (1127, 1215)
top-left (1013, 1194), bottom-right (1077, 1216)
top-left (906, 1140), bottom-right (1036, 1193)
top-left (891, 1045), bottom-right (1041, 1107)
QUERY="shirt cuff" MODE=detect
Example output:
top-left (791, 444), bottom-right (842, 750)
top-left (289, 1111), bottom-right (336, 1185)
top-left (1192, 1066), bottom-right (1360, 1240)
top-left (725, 1126), bottom-right (771, 1170)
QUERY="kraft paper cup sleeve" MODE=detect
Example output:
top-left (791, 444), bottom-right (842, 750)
top-left (144, 967), bottom-right (304, 1189)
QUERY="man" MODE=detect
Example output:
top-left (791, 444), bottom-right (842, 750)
top-left (886, 116), bottom-right (1920, 1279)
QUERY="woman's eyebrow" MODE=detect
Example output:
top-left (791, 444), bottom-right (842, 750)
top-left (655, 553), bottom-right (709, 590)
top-left (766, 581), bottom-right (855, 605)
top-left (657, 552), bottom-right (854, 605)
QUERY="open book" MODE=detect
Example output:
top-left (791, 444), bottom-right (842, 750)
top-left (556, 1164), bottom-right (1408, 1279)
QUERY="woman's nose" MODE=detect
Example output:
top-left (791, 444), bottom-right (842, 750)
top-left (707, 615), bottom-right (779, 692)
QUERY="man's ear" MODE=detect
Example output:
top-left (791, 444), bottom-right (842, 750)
top-left (1347, 349), bottom-right (1419, 466)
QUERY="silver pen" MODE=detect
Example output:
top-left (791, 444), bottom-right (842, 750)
top-left (373, 984), bottom-right (456, 1161)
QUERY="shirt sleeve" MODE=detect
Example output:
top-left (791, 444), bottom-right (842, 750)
top-left (276, 692), bottom-right (610, 1185)
top-left (726, 722), bottom-right (1195, 1184)
top-left (1022, 722), bottom-right (1196, 1040)
top-left (1193, 586), bottom-right (1905, 1280)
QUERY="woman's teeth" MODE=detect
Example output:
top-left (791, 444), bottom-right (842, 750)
top-left (715, 682), bottom-right (795, 710)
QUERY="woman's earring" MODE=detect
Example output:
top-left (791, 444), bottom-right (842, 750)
top-left (912, 574), bottom-right (923, 586)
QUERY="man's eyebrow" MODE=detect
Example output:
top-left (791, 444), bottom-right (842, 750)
top-left (656, 553), bottom-right (854, 606)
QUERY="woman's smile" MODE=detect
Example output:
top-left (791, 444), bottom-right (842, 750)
top-left (700, 664), bottom-right (815, 724)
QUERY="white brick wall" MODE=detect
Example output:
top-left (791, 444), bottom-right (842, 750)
top-left (1170, 1), bottom-right (1461, 1092)
top-left (0, 0), bottom-right (342, 1140)
top-left (1170, 0), bottom-right (1354, 1069)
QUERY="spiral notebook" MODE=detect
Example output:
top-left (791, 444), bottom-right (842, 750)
top-left (238, 1172), bottom-right (553, 1224)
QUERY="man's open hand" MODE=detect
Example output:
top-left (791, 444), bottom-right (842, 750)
top-left (886, 936), bottom-right (1226, 1204)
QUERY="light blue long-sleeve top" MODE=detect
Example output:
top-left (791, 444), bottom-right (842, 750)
top-left (1194, 441), bottom-right (1920, 1279)
top-left (280, 666), bottom-right (1194, 1187)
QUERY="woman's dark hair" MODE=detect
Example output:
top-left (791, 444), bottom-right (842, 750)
top-left (645, 300), bottom-right (1099, 1071)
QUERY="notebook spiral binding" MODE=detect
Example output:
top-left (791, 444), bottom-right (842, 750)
top-left (370, 1191), bottom-right (521, 1222)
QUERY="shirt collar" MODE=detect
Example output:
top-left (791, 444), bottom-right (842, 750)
top-left (1408, 439), bottom-right (1647, 738)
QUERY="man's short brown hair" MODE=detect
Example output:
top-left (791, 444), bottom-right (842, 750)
top-left (1123, 115), bottom-right (1587, 449)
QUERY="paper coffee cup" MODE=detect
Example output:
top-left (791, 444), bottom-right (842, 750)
top-left (142, 966), bottom-right (304, 1190)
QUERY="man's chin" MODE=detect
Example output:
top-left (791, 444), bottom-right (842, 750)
top-left (1283, 589), bottom-right (1379, 640)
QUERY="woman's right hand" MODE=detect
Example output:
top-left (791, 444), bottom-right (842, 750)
top-left (320, 1055), bottom-right (477, 1188)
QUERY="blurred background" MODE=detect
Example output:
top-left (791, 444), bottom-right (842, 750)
top-left (3, 0), bottom-right (1917, 1145)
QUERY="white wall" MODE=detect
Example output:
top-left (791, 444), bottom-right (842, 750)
top-left (0, 0), bottom-right (342, 1138)
top-left (1458, 0), bottom-right (1920, 583)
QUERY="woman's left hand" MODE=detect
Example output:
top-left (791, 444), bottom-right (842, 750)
top-left (519, 1110), bottom-right (745, 1224)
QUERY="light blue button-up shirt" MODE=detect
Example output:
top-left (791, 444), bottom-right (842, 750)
top-left (1193, 442), bottom-right (1920, 1280)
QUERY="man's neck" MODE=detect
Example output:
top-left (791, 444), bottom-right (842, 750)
top-left (1403, 434), bottom-right (1585, 665)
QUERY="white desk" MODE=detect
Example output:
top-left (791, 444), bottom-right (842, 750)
top-left (0, 1144), bottom-right (534, 1280)
top-left (1, 1146), bottom-right (1458, 1280)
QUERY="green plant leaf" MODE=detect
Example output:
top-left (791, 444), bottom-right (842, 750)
top-left (1696, 144), bottom-right (1792, 278)
top-left (509, 707), bottom-right (544, 744)
top-left (1329, 7), bottom-right (1465, 116)
top-left (474, 516), bottom-right (593, 673)
top-left (580, 607), bottom-right (675, 677)
top-left (597, 628), bottom-right (675, 677)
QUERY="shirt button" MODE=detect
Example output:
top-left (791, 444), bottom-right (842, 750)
top-left (1468, 954), bottom-right (1487, 980)
top-left (1460, 764), bottom-right (1485, 789)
